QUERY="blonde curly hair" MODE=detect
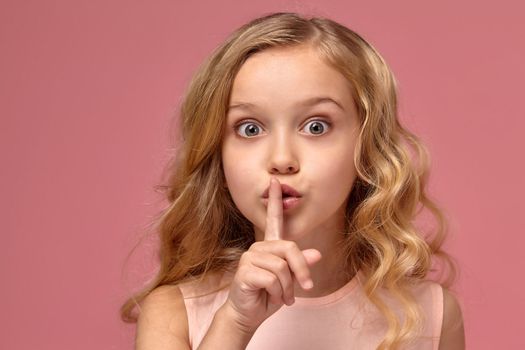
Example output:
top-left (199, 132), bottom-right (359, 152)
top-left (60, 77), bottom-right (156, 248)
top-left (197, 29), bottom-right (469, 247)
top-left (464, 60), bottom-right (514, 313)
top-left (120, 12), bottom-right (458, 349)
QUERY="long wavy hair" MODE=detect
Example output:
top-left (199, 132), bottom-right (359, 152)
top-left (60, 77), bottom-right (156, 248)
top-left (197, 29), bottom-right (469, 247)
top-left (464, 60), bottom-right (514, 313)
top-left (120, 12), bottom-right (458, 349)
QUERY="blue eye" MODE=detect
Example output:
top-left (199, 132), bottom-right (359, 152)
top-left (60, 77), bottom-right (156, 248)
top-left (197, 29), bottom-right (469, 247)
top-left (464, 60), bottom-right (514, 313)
top-left (236, 122), bottom-right (262, 137)
top-left (303, 120), bottom-right (330, 135)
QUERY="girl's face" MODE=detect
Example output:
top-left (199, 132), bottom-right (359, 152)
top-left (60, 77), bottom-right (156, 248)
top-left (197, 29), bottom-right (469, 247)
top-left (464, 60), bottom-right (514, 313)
top-left (221, 45), bottom-right (360, 245)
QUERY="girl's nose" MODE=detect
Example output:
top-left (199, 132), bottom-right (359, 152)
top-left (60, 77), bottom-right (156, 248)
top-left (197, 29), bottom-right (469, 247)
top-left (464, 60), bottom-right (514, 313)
top-left (267, 134), bottom-right (300, 175)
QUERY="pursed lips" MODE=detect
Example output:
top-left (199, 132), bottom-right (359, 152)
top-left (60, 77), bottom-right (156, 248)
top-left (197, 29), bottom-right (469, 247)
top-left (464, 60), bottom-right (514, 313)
top-left (261, 183), bottom-right (302, 199)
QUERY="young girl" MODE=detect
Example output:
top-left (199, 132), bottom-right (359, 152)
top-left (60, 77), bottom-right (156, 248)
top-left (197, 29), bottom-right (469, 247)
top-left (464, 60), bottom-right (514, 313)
top-left (121, 12), bottom-right (465, 349)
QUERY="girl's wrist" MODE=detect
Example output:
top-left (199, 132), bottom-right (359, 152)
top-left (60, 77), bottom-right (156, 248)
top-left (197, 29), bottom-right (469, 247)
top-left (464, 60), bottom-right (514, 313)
top-left (198, 303), bottom-right (255, 350)
top-left (217, 301), bottom-right (258, 339)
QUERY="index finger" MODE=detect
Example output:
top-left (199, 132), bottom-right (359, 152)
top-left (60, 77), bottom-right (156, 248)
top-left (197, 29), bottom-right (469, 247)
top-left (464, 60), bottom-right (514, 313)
top-left (264, 177), bottom-right (283, 241)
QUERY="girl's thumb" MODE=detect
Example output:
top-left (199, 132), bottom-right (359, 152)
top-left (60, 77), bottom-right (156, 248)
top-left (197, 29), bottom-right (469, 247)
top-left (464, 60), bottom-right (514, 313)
top-left (302, 248), bottom-right (322, 266)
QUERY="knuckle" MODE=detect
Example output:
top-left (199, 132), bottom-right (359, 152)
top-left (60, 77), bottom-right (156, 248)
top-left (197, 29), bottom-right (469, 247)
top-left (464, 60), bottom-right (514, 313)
top-left (267, 273), bottom-right (279, 286)
top-left (284, 240), bottom-right (298, 251)
top-left (277, 259), bottom-right (288, 272)
top-left (239, 251), bottom-right (251, 264)
top-left (250, 241), bottom-right (263, 251)
top-left (237, 263), bottom-right (249, 276)
top-left (244, 268), bottom-right (261, 284)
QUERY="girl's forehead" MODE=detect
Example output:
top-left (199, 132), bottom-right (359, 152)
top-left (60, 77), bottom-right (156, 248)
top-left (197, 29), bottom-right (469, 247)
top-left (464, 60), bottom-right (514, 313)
top-left (229, 47), bottom-right (355, 114)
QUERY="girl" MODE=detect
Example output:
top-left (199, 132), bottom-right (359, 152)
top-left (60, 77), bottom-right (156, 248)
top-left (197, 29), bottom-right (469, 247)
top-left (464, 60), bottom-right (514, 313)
top-left (121, 12), bottom-right (465, 349)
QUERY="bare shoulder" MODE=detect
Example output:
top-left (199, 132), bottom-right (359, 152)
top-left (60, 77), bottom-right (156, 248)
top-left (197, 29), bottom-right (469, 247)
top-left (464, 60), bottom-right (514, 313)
top-left (438, 287), bottom-right (466, 350)
top-left (135, 284), bottom-right (190, 350)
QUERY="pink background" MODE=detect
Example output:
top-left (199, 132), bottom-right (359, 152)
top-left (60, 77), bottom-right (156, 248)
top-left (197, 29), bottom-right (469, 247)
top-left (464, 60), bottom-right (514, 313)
top-left (1, 0), bottom-right (524, 349)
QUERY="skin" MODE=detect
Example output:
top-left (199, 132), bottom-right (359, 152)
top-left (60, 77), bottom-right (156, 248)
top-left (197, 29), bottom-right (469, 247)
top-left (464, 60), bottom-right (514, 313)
top-left (221, 44), bottom-right (360, 298)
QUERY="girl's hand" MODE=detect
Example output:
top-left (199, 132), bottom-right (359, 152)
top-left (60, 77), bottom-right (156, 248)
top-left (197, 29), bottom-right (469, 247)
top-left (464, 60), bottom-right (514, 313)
top-left (223, 177), bottom-right (322, 334)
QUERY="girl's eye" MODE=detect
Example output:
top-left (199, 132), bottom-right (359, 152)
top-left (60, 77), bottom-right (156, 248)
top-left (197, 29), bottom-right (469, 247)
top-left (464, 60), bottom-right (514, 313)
top-left (234, 119), bottom-right (330, 138)
top-left (236, 122), bottom-right (262, 137)
top-left (302, 120), bottom-right (330, 135)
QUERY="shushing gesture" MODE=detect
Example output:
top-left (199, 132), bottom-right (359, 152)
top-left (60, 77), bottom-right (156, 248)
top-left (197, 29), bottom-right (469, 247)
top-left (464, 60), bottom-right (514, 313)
top-left (224, 177), bottom-right (323, 334)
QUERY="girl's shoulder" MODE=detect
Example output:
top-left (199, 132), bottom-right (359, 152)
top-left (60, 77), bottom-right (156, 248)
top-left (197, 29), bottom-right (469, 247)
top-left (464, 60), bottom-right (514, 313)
top-left (372, 278), bottom-right (445, 325)
top-left (408, 278), bottom-right (444, 301)
top-left (135, 283), bottom-right (191, 349)
top-left (135, 271), bottom-right (233, 349)
top-left (398, 280), bottom-right (465, 348)
top-left (439, 286), bottom-right (465, 349)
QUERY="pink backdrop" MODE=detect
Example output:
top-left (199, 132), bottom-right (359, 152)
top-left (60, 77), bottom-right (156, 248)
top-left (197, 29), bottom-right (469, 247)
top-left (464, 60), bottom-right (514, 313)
top-left (2, 1), bottom-right (524, 349)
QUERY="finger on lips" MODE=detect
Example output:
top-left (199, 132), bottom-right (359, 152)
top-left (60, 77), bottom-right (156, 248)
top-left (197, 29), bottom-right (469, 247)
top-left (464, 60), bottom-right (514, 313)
top-left (264, 177), bottom-right (283, 241)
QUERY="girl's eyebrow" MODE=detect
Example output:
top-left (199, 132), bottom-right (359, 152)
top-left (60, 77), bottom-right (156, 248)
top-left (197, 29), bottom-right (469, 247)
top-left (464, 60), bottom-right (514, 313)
top-left (227, 96), bottom-right (346, 113)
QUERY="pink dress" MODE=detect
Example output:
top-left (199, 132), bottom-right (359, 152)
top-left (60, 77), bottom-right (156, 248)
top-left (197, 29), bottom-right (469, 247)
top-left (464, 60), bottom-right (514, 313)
top-left (178, 270), bottom-right (443, 349)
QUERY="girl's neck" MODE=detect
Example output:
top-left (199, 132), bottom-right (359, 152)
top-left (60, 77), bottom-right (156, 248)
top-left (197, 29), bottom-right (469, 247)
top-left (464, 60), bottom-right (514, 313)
top-left (293, 243), bottom-right (354, 298)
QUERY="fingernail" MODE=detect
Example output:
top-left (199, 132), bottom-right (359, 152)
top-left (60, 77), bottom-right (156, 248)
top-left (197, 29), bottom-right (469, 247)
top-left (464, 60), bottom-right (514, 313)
top-left (303, 279), bottom-right (314, 289)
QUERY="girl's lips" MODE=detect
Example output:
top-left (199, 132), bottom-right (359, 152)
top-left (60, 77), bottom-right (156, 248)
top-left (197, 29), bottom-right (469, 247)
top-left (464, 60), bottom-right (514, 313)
top-left (261, 182), bottom-right (303, 211)
top-left (261, 197), bottom-right (301, 210)
top-left (262, 183), bottom-right (302, 198)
